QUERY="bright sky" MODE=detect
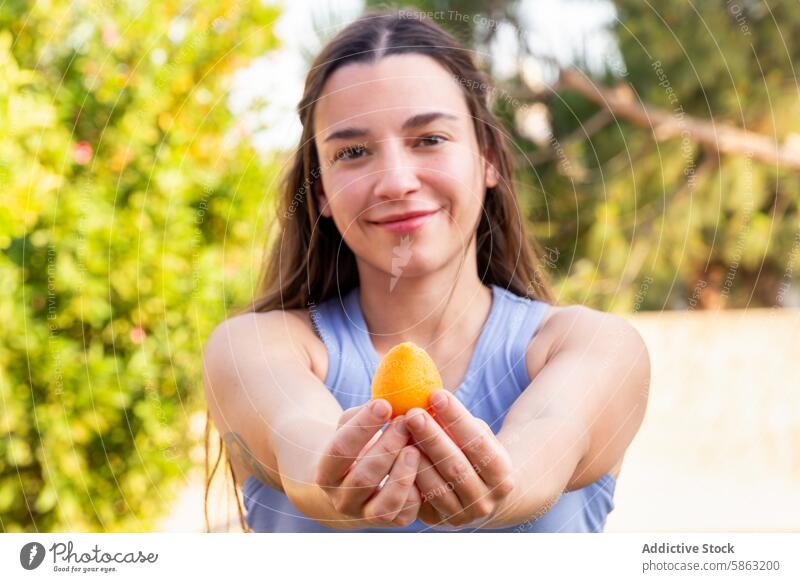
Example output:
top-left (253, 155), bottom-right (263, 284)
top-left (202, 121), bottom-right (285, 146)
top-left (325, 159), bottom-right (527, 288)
top-left (229, 0), bottom-right (623, 154)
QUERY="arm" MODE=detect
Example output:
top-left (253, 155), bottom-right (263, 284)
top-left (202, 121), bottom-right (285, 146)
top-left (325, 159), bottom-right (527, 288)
top-left (203, 311), bottom-right (375, 530)
top-left (406, 305), bottom-right (649, 530)
top-left (481, 306), bottom-right (651, 529)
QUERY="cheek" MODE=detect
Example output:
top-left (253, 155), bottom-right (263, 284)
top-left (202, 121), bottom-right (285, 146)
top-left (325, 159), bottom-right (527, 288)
top-left (321, 175), bottom-right (366, 226)
top-left (430, 150), bottom-right (485, 205)
top-left (428, 171), bottom-right (484, 234)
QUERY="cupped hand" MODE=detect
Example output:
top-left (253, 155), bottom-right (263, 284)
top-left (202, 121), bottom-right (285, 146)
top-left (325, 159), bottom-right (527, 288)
top-left (406, 390), bottom-right (515, 528)
top-left (314, 399), bottom-right (422, 528)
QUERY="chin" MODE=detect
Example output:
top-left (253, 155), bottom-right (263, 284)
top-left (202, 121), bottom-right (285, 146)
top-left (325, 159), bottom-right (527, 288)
top-left (356, 240), bottom-right (457, 278)
top-left (385, 252), bottom-right (451, 281)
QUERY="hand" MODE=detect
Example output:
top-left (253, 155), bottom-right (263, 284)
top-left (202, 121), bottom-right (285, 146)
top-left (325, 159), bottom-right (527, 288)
top-left (314, 399), bottom-right (422, 528)
top-left (406, 390), bottom-right (515, 528)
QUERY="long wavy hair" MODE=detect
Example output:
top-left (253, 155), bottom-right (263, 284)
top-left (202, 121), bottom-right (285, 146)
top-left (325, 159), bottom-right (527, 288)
top-left (204, 7), bottom-right (558, 532)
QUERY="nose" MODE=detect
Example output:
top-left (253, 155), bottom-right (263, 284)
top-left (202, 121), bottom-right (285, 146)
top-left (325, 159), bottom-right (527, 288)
top-left (372, 140), bottom-right (422, 200)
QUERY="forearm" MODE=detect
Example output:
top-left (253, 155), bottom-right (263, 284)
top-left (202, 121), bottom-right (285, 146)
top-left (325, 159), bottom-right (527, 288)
top-left (477, 415), bottom-right (589, 530)
top-left (272, 415), bottom-right (374, 531)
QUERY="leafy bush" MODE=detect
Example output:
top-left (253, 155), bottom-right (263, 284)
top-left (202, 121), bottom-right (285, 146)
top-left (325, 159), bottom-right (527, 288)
top-left (0, 1), bottom-right (278, 531)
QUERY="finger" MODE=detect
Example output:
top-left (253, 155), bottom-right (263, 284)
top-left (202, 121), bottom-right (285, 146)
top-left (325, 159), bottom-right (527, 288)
top-left (419, 501), bottom-right (479, 529)
top-left (342, 405), bottom-right (385, 467)
top-left (337, 406), bottom-right (363, 430)
top-left (392, 483), bottom-right (421, 527)
top-left (428, 389), bottom-right (492, 458)
top-left (418, 501), bottom-right (443, 526)
top-left (413, 452), bottom-right (462, 517)
top-left (418, 500), bottom-right (475, 529)
top-left (405, 407), bottom-right (488, 509)
top-left (316, 399), bottom-right (392, 488)
top-left (337, 416), bottom-right (411, 515)
top-left (428, 391), bottom-right (514, 494)
top-left (362, 445), bottom-right (419, 525)
top-left (355, 430), bottom-right (383, 465)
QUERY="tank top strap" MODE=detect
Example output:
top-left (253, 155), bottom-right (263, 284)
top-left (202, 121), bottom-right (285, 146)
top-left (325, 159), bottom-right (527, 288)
top-left (484, 286), bottom-right (552, 394)
top-left (308, 288), bottom-right (373, 410)
top-left (504, 287), bottom-right (551, 389)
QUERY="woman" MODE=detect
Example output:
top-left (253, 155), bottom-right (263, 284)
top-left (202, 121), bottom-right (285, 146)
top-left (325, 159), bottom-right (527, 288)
top-left (203, 9), bottom-right (650, 533)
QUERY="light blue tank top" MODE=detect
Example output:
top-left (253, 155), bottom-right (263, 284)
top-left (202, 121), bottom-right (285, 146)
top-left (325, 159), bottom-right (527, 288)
top-left (243, 284), bottom-right (616, 532)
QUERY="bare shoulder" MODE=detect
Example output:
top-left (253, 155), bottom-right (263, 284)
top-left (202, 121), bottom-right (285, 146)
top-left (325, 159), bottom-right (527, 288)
top-left (525, 304), bottom-right (649, 483)
top-left (203, 308), bottom-right (328, 383)
top-left (525, 303), bottom-right (646, 381)
top-left (204, 309), bottom-right (308, 360)
top-left (523, 303), bottom-right (575, 381)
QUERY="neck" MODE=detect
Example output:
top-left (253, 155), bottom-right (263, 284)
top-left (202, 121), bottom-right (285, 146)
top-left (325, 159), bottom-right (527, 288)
top-left (355, 240), bottom-right (491, 353)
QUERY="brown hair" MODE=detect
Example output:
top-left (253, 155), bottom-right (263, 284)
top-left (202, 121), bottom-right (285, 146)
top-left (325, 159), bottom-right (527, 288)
top-left (204, 7), bottom-right (557, 532)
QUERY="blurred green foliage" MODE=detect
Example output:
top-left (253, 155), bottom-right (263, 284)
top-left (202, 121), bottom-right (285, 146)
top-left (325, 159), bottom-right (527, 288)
top-left (1, 1), bottom-right (278, 531)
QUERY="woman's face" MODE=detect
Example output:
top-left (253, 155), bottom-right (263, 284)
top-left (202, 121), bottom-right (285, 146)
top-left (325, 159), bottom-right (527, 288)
top-left (313, 53), bottom-right (497, 281)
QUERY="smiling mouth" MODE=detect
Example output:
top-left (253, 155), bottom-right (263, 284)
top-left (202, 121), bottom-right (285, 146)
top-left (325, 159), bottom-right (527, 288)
top-left (370, 209), bottom-right (440, 233)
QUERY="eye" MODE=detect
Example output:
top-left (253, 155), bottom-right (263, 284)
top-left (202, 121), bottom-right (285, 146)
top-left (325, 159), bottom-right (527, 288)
top-left (333, 144), bottom-right (368, 163)
top-left (416, 134), bottom-right (447, 147)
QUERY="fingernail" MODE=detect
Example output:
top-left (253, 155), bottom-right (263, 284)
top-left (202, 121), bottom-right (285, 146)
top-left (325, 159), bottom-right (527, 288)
top-left (370, 399), bottom-right (390, 418)
top-left (407, 410), bottom-right (425, 431)
top-left (404, 448), bottom-right (418, 466)
top-left (393, 416), bottom-right (409, 437)
top-left (431, 390), bottom-right (448, 411)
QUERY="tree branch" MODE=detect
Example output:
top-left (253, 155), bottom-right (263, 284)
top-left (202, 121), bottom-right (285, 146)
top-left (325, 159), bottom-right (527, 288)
top-left (559, 68), bottom-right (800, 171)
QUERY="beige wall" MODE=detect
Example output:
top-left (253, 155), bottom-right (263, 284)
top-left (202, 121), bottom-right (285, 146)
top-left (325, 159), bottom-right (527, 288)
top-left (606, 307), bottom-right (800, 532)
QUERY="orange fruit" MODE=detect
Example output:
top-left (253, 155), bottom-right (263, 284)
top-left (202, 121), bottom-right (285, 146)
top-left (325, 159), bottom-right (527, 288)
top-left (371, 341), bottom-right (443, 418)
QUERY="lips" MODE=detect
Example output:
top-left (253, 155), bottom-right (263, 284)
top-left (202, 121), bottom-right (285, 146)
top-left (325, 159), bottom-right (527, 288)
top-left (371, 209), bottom-right (440, 224)
top-left (370, 208), bottom-right (440, 234)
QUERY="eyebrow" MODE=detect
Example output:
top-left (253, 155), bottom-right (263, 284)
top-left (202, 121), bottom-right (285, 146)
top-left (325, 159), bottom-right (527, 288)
top-left (322, 111), bottom-right (459, 143)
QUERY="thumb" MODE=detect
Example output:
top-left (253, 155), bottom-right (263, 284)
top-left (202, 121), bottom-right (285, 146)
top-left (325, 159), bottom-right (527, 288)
top-left (337, 405), bottom-right (364, 430)
top-left (336, 404), bottom-right (384, 475)
top-left (337, 399), bottom-right (391, 430)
